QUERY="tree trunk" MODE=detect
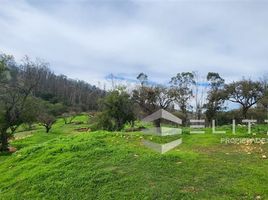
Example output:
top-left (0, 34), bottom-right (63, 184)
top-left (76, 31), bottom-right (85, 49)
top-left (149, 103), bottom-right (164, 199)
top-left (242, 107), bottom-right (248, 119)
top-left (45, 126), bottom-right (51, 133)
top-left (0, 128), bottom-right (9, 152)
top-left (69, 116), bottom-right (76, 124)
top-left (207, 118), bottom-right (212, 128)
top-left (131, 120), bottom-right (135, 128)
top-left (63, 118), bottom-right (68, 124)
top-left (10, 126), bottom-right (18, 134)
top-left (116, 118), bottom-right (124, 131)
top-left (27, 123), bottom-right (33, 130)
top-left (182, 110), bottom-right (188, 126)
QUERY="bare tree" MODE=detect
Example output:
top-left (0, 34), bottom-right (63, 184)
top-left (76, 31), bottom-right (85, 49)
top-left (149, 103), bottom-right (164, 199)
top-left (36, 100), bottom-right (65, 133)
top-left (38, 114), bottom-right (56, 133)
top-left (62, 108), bottom-right (80, 124)
top-left (192, 72), bottom-right (208, 119)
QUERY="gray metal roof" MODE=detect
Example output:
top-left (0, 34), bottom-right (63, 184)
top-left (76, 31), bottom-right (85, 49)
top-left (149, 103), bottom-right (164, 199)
top-left (142, 109), bottom-right (182, 124)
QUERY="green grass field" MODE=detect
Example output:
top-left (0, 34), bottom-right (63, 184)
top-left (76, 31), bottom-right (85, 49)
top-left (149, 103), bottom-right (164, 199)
top-left (0, 115), bottom-right (268, 200)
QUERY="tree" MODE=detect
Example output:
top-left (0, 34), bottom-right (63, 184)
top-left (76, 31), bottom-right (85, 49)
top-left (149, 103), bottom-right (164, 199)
top-left (204, 72), bottom-right (226, 125)
top-left (38, 113), bottom-right (56, 133)
top-left (21, 97), bottom-right (43, 130)
top-left (62, 113), bottom-right (76, 124)
top-left (170, 72), bottom-right (195, 125)
top-left (192, 71), bottom-right (208, 119)
top-left (0, 55), bottom-right (42, 151)
top-left (97, 88), bottom-right (136, 131)
top-left (37, 101), bottom-right (65, 133)
top-left (0, 57), bottom-right (8, 79)
top-left (133, 74), bottom-right (176, 127)
top-left (0, 55), bottom-right (9, 149)
top-left (225, 79), bottom-right (263, 119)
top-left (132, 83), bottom-right (175, 126)
top-left (137, 72), bottom-right (148, 86)
top-left (25, 61), bottom-right (105, 111)
top-left (62, 107), bottom-right (80, 124)
top-left (259, 75), bottom-right (268, 111)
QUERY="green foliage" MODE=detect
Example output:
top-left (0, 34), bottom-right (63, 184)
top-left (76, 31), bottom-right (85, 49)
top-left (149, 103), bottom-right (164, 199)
top-left (0, 54), bottom-right (50, 151)
top-left (0, 54), bottom-right (18, 151)
top-left (225, 79), bottom-right (264, 118)
top-left (20, 97), bottom-right (41, 128)
top-left (132, 81), bottom-right (174, 118)
top-left (97, 89), bottom-right (135, 131)
top-left (204, 72), bottom-right (226, 124)
top-left (0, 54), bottom-right (12, 82)
top-left (170, 72), bottom-right (196, 125)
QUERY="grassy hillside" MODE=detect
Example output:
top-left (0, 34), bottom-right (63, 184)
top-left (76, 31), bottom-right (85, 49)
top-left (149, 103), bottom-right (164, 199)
top-left (0, 116), bottom-right (268, 199)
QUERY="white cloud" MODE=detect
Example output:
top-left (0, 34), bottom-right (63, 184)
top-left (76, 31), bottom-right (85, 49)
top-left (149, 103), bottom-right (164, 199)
top-left (0, 0), bottom-right (268, 85)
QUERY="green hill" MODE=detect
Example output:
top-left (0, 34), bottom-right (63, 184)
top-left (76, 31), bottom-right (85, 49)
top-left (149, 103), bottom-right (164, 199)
top-left (0, 117), bottom-right (268, 199)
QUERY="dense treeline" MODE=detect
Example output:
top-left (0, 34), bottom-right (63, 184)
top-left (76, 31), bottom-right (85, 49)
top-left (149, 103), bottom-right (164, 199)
top-left (8, 57), bottom-right (105, 111)
top-left (2, 55), bottom-right (105, 110)
top-left (32, 67), bottom-right (104, 111)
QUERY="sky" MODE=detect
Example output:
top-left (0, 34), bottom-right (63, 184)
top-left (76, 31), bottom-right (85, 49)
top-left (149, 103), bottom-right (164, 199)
top-left (1, 0), bottom-right (268, 87)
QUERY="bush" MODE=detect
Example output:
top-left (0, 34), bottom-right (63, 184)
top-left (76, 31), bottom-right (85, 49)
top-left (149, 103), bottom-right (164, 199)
top-left (96, 88), bottom-right (136, 131)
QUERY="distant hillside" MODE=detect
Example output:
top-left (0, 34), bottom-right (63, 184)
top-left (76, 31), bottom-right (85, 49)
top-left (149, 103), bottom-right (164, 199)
top-left (5, 55), bottom-right (105, 111)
